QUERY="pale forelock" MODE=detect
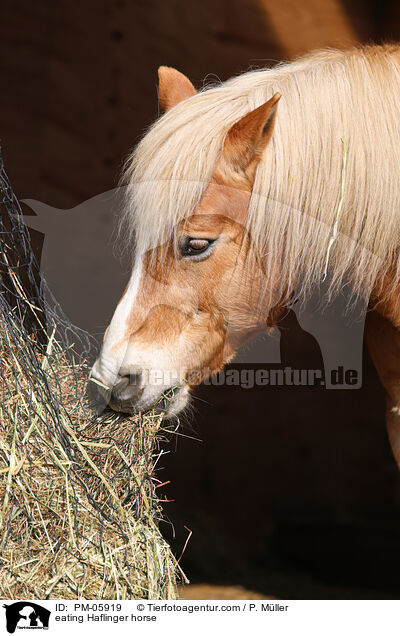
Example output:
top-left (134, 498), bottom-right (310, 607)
top-left (120, 44), bottom-right (400, 304)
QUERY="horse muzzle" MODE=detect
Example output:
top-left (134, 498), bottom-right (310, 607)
top-left (88, 367), bottom-right (190, 418)
top-left (88, 370), bottom-right (144, 413)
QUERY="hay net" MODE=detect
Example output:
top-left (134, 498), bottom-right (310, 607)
top-left (0, 151), bottom-right (179, 600)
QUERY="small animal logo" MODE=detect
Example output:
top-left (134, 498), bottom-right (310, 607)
top-left (3, 602), bottom-right (50, 633)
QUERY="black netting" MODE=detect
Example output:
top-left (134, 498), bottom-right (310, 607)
top-left (0, 151), bottom-right (179, 600)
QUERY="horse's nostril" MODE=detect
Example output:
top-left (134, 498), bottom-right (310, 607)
top-left (112, 372), bottom-right (143, 401)
top-left (113, 375), bottom-right (130, 393)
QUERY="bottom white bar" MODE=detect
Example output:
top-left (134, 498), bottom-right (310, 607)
top-left (1, 599), bottom-right (399, 635)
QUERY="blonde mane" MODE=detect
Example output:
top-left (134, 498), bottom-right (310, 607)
top-left (121, 44), bottom-right (400, 304)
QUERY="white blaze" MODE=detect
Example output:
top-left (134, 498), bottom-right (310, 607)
top-left (91, 254), bottom-right (143, 386)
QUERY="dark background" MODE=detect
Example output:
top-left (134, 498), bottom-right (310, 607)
top-left (2, 0), bottom-right (400, 599)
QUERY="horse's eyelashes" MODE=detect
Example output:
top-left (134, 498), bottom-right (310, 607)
top-left (180, 237), bottom-right (215, 259)
top-left (187, 239), bottom-right (209, 252)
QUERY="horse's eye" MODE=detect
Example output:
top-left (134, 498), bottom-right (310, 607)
top-left (181, 238), bottom-right (214, 258)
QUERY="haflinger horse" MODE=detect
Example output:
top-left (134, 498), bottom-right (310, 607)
top-left (90, 44), bottom-right (400, 465)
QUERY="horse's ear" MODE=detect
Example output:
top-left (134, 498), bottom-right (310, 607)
top-left (158, 67), bottom-right (197, 111)
top-left (217, 93), bottom-right (281, 186)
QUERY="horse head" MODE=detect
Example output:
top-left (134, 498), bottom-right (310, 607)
top-left (90, 68), bottom-right (282, 416)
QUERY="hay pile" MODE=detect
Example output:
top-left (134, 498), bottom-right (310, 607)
top-left (0, 313), bottom-right (182, 601)
top-left (0, 155), bottom-right (181, 600)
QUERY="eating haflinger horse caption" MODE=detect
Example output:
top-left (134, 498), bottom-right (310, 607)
top-left (1, 600), bottom-right (400, 634)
